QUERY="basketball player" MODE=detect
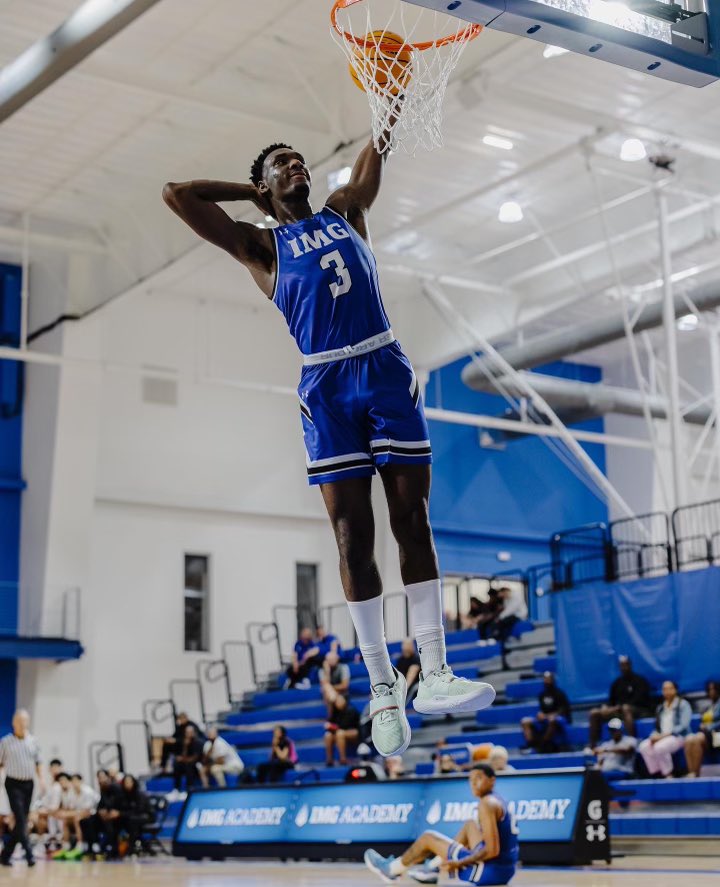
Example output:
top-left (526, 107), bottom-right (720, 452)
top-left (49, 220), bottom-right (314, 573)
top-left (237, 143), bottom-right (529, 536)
top-left (365, 764), bottom-right (518, 885)
top-left (162, 130), bottom-right (495, 758)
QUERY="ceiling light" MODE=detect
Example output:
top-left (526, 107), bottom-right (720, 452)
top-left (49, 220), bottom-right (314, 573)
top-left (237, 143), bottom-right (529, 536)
top-left (543, 44), bottom-right (570, 59)
top-left (483, 134), bottom-right (513, 151)
top-left (327, 166), bottom-right (352, 190)
top-left (498, 201), bottom-right (523, 224)
top-left (677, 314), bottom-right (698, 331)
top-left (620, 138), bottom-right (647, 162)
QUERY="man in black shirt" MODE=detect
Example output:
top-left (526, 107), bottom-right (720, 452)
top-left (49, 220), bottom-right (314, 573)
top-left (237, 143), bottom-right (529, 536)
top-left (173, 725), bottom-right (204, 792)
top-left (394, 638), bottom-right (421, 692)
top-left (324, 696), bottom-right (361, 766)
top-left (587, 655), bottom-right (652, 747)
top-left (521, 673), bottom-right (571, 753)
top-left (79, 770), bottom-right (122, 859)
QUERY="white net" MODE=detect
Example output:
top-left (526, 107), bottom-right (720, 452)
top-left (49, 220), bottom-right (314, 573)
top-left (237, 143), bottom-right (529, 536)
top-left (331, 0), bottom-right (481, 155)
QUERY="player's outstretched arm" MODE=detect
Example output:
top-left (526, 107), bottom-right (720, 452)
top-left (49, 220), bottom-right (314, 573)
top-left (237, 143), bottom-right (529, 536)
top-left (162, 180), bottom-right (270, 264)
top-left (327, 138), bottom-right (388, 218)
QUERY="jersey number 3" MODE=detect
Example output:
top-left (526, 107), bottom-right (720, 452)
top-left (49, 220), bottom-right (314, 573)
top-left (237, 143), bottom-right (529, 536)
top-left (320, 249), bottom-right (352, 299)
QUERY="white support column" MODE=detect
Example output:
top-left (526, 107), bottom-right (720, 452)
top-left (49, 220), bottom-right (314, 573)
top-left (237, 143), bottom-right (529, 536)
top-left (20, 215), bottom-right (30, 349)
top-left (657, 187), bottom-right (686, 508)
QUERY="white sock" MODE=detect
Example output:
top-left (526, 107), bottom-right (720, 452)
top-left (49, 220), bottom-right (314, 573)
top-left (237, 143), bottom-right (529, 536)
top-left (347, 596), bottom-right (395, 688)
top-left (389, 858), bottom-right (408, 876)
top-left (406, 579), bottom-right (446, 675)
top-left (429, 855), bottom-right (443, 870)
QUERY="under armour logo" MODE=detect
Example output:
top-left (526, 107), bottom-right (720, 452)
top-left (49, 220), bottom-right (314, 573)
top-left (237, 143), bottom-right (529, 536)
top-left (586, 824), bottom-right (607, 842)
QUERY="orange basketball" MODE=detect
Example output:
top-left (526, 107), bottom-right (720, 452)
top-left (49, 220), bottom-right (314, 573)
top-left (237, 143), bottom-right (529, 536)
top-left (349, 30), bottom-right (413, 97)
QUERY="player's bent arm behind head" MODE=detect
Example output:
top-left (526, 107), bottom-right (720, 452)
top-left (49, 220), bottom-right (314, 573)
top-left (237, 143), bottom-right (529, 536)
top-left (161, 179), bottom-right (271, 265)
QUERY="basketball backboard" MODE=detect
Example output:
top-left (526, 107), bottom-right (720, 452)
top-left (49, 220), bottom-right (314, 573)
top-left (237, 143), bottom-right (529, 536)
top-left (406, 0), bottom-right (720, 86)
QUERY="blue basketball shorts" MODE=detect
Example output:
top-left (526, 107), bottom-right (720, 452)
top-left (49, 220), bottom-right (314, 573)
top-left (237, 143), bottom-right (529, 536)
top-left (448, 841), bottom-right (516, 886)
top-left (298, 341), bottom-right (432, 486)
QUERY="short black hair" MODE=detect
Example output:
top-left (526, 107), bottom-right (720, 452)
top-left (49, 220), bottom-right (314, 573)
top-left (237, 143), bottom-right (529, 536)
top-left (250, 143), bottom-right (293, 187)
top-left (472, 763), bottom-right (496, 778)
top-left (50, 758), bottom-right (62, 767)
top-left (72, 773), bottom-right (83, 781)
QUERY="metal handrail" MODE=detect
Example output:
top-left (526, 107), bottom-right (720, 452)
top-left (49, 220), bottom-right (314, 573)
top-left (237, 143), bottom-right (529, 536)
top-left (169, 678), bottom-right (206, 728)
top-left (195, 658), bottom-right (231, 720)
top-left (88, 740), bottom-right (124, 781)
top-left (115, 719), bottom-right (152, 773)
top-left (245, 620), bottom-right (283, 676)
top-left (142, 698), bottom-right (177, 736)
top-left (221, 639), bottom-right (258, 695)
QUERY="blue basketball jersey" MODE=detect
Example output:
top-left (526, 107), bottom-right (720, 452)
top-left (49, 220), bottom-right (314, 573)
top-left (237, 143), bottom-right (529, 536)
top-left (492, 794), bottom-right (520, 867)
top-left (271, 205), bottom-right (391, 355)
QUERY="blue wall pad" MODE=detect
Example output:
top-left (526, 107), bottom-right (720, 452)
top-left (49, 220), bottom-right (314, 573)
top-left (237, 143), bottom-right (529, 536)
top-left (554, 566), bottom-right (720, 701)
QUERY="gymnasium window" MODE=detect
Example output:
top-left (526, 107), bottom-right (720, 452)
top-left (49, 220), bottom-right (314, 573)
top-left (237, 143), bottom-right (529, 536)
top-left (184, 554), bottom-right (210, 652)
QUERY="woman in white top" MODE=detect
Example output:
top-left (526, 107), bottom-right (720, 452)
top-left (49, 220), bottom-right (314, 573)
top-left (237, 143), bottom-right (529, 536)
top-left (638, 680), bottom-right (692, 778)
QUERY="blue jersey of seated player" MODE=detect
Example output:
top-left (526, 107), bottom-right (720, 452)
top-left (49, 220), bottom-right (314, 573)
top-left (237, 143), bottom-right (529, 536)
top-left (271, 206), bottom-right (432, 486)
top-left (448, 793), bottom-right (519, 886)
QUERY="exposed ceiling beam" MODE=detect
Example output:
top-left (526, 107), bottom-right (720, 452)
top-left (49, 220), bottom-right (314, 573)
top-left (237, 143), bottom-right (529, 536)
top-left (0, 224), bottom-right (107, 255)
top-left (0, 0), bottom-right (163, 125)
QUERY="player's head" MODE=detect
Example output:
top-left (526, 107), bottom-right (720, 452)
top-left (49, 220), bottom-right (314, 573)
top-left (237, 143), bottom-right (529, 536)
top-left (707, 680), bottom-right (719, 702)
top-left (618, 654), bottom-right (632, 676)
top-left (608, 717), bottom-right (624, 739)
top-left (251, 143), bottom-right (311, 210)
top-left (543, 671), bottom-right (555, 688)
top-left (469, 762), bottom-right (496, 797)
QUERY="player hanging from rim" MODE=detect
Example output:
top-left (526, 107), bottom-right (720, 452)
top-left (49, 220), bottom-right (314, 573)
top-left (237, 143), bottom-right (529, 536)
top-left (162, 115), bottom-right (495, 758)
top-left (365, 764), bottom-right (518, 886)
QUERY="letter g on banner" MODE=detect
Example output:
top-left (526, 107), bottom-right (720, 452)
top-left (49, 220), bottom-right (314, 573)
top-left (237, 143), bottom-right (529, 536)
top-left (587, 800), bottom-right (603, 821)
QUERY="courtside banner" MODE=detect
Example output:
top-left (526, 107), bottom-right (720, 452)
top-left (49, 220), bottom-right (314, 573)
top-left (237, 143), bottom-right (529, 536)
top-left (422, 772), bottom-right (583, 842)
top-left (173, 769), bottom-right (608, 864)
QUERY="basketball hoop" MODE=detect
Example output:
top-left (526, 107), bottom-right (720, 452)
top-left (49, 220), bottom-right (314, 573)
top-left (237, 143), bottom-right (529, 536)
top-left (330, 0), bottom-right (482, 155)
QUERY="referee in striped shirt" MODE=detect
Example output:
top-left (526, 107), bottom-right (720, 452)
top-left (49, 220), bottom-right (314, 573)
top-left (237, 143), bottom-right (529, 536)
top-left (0, 709), bottom-right (44, 867)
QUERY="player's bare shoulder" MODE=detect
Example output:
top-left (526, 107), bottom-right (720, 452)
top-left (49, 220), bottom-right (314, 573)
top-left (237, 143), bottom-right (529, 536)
top-left (479, 792), bottom-right (504, 820)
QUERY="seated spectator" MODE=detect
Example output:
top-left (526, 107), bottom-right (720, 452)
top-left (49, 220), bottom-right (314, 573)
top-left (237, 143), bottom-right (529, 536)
top-left (638, 680), bottom-right (692, 778)
top-left (320, 650), bottom-right (351, 711)
top-left (394, 638), bottom-right (421, 693)
top-left (521, 673), bottom-right (571, 753)
top-left (488, 745), bottom-right (515, 773)
top-left (29, 758), bottom-right (63, 850)
top-left (115, 775), bottom-right (153, 856)
top-left (172, 724), bottom-right (204, 793)
top-left (476, 588), bottom-right (502, 642)
top-left (257, 726), bottom-right (297, 784)
top-left (284, 628), bottom-right (323, 689)
top-left (586, 655), bottom-right (652, 750)
top-left (53, 774), bottom-right (99, 860)
top-left (593, 718), bottom-right (638, 775)
top-left (324, 696), bottom-right (361, 766)
top-left (160, 712), bottom-right (204, 772)
top-left (50, 772), bottom-right (78, 858)
top-left (462, 596), bottom-right (485, 629)
top-left (485, 586), bottom-right (528, 645)
top-left (202, 726), bottom-right (245, 787)
top-left (79, 770), bottom-right (122, 859)
top-left (385, 756), bottom-right (406, 779)
top-left (684, 679), bottom-right (720, 778)
top-left (315, 624), bottom-right (340, 659)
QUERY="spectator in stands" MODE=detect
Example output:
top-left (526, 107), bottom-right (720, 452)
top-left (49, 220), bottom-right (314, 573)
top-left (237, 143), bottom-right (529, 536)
top-left (53, 774), bottom-right (99, 860)
top-left (462, 596), bottom-right (484, 629)
top-left (319, 650), bottom-right (351, 712)
top-left (385, 756), bottom-right (406, 779)
top-left (485, 586), bottom-right (529, 646)
top-left (586, 655), bottom-right (653, 749)
top-left (324, 696), bottom-right (361, 766)
top-left (201, 726), bottom-right (244, 788)
top-left (115, 775), bottom-right (153, 855)
top-left (256, 726), bottom-right (297, 784)
top-left (29, 758), bottom-right (63, 851)
top-left (284, 627), bottom-right (323, 689)
top-left (592, 718), bottom-right (638, 776)
top-left (79, 770), bottom-right (122, 859)
top-left (488, 746), bottom-right (515, 773)
top-left (160, 712), bottom-right (204, 772)
top-left (475, 588), bottom-right (503, 642)
top-left (638, 680), bottom-right (693, 778)
top-left (521, 673), bottom-right (571, 753)
top-left (172, 724), bottom-right (204, 794)
top-left (315, 624), bottom-right (340, 659)
top-left (394, 638), bottom-right (421, 693)
top-left (50, 772), bottom-right (79, 858)
top-left (684, 680), bottom-right (720, 778)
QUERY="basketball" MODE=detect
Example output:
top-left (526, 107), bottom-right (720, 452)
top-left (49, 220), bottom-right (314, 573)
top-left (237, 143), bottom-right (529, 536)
top-left (349, 30), bottom-right (413, 96)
